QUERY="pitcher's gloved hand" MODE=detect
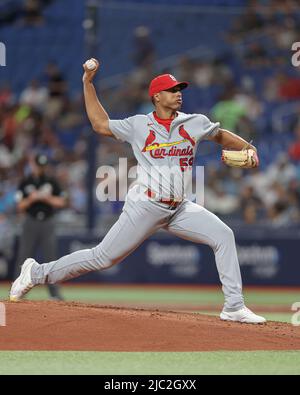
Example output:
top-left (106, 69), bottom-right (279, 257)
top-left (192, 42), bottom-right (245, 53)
top-left (222, 148), bottom-right (259, 168)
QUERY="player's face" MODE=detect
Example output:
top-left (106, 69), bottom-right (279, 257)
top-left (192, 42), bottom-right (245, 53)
top-left (157, 86), bottom-right (183, 110)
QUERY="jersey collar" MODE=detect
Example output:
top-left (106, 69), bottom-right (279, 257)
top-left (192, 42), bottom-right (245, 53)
top-left (147, 111), bottom-right (185, 136)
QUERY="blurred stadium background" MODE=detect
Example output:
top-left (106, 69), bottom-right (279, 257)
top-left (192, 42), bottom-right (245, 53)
top-left (1, 0), bottom-right (300, 291)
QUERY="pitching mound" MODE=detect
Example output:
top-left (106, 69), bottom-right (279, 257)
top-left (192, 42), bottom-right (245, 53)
top-left (1, 301), bottom-right (300, 351)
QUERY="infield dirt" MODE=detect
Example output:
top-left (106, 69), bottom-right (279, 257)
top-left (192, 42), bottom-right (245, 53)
top-left (1, 301), bottom-right (299, 351)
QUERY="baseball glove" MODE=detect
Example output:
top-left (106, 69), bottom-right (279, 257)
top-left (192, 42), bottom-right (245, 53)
top-left (222, 148), bottom-right (259, 168)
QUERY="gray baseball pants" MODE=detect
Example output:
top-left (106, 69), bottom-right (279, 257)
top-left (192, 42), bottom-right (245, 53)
top-left (17, 215), bottom-right (63, 299)
top-left (31, 191), bottom-right (244, 311)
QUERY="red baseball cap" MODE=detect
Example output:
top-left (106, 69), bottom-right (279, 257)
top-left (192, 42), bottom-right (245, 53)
top-left (148, 74), bottom-right (189, 97)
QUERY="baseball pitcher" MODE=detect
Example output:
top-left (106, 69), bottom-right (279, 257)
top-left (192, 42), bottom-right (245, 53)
top-left (10, 58), bottom-right (266, 324)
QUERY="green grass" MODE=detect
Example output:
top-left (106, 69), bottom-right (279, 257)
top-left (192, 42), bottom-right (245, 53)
top-left (1, 284), bottom-right (299, 375)
top-left (0, 284), bottom-right (225, 303)
top-left (261, 313), bottom-right (292, 323)
top-left (1, 284), bottom-right (299, 307)
top-left (0, 351), bottom-right (300, 375)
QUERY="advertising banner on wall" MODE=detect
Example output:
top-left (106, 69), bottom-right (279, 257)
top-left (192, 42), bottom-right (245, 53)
top-left (2, 231), bottom-right (300, 286)
top-left (55, 233), bottom-right (300, 286)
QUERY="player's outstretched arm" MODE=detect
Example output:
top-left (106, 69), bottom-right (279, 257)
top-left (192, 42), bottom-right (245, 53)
top-left (210, 128), bottom-right (257, 152)
top-left (82, 58), bottom-right (114, 138)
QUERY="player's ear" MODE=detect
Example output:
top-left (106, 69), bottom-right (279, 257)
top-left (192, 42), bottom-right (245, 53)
top-left (153, 93), bottom-right (160, 103)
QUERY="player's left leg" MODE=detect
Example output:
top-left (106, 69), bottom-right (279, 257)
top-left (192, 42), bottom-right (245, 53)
top-left (166, 200), bottom-right (266, 323)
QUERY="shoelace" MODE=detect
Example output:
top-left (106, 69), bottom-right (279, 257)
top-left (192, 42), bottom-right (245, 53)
top-left (23, 283), bottom-right (34, 295)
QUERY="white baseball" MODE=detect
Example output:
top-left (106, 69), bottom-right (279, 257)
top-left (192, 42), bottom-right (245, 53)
top-left (85, 59), bottom-right (97, 71)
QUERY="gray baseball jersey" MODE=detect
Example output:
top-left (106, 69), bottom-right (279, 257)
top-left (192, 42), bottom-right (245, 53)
top-left (31, 111), bottom-right (244, 311)
top-left (109, 112), bottom-right (219, 200)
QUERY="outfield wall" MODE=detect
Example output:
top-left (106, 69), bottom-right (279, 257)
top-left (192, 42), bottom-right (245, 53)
top-left (2, 228), bottom-right (299, 286)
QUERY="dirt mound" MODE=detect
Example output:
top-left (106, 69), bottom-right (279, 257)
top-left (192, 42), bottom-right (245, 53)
top-left (0, 301), bottom-right (299, 351)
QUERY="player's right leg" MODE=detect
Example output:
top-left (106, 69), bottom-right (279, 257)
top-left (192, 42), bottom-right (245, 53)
top-left (9, 192), bottom-right (170, 301)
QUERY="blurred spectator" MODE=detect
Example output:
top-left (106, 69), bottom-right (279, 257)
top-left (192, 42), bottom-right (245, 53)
top-left (273, 17), bottom-right (298, 50)
top-left (44, 62), bottom-right (67, 99)
top-left (212, 58), bottom-right (233, 87)
top-left (57, 97), bottom-right (84, 130)
top-left (240, 185), bottom-right (263, 210)
top-left (243, 43), bottom-right (270, 69)
top-left (243, 203), bottom-right (259, 225)
top-left (0, 143), bottom-right (15, 169)
top-left (263, 74), bottom-right (281, 102)
top-left (132, 26), bottom-right (155, 68)
top-left (0, 183), bottom-right (16, 216)
top-left (205, 180), bottom-right (239, 216)
top-left (266, 153), bottom-right (297, 187)
top-left (42, 62), bottom-right (68, 119)
top-left (19, 80), bottom-right (48, 111)
top-left (211, 87), bottom-right (255, 141)
top-left (287, 177), bottom-right (300, 204)
top-left (171, 56), bottom-right (195, 84)
top-left (267, 201), bottom-right (291, 227)
top-left (289, 122), bottom-right (300, 161)
top-left (0, 1), bottom-right (23, 26)
top-left (239, 184), bottom-right (264, 224)
top-left (212, 88), bottom-right (246, 131)
top-left (0, 0), bottom-right (54, 27)
top-left (193, 60), bottom-right (214, 88)
top-left (0, 213), bottom-right (14, 273)
top-left (278, 73), bottom-right (300, 101)
top-left (23, 0), bottom-right (44, 26)
top-left (0, 83), bottom-right (15, 107)
top-left (234, 90), bottom-right (263, 122)
top-left (228, 8), bottom-right (264, 40)
top-left (1, 105), bottom-right (18, 150)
